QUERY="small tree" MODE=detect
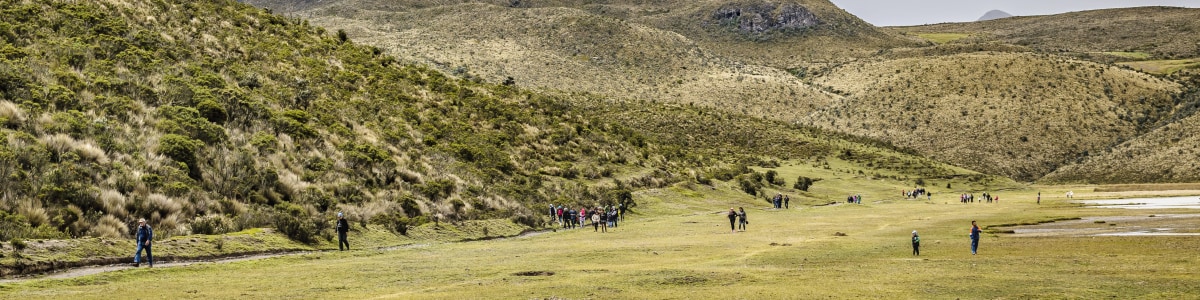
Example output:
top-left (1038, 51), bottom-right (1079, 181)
top-left (336, 29), bottom-right (349, 44)
top-left (794, 176), bottom-right (814, 191)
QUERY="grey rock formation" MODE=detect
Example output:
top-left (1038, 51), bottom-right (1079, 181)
top-left (711, 2), bottom-right (820, 34)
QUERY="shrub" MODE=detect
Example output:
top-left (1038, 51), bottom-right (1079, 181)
top-left (196, 99), bottom-right (227, 123)
top-left (157, 134), bottom-right (200, 164)
top-left (274, 203), bottom-right (317, 243)
top-left (336, 29), bottom-right (348, 44)
top-left (157, 106), bottom-right (226, 143)
top-left (370, 211), bottom-right (421, 236)
top-left (737, 175), bottom-right (762, 196)
top-left (250, 132), bottom-right (277, 152)
top-left (793, 176), bottom-right (815, 191)
top-left (272, 110), bottom-right (316, 138)
top-left (765, 170), bottom-right (778, 185)
top-left (191, 214), bottom-right (234, 235)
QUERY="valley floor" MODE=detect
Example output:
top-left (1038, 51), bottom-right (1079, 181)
top-left (2, 178), bottom-right (1198, 299)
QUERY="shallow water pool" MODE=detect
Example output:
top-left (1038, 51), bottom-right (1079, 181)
top-left (1077, 196), bottom-right (1200, 209)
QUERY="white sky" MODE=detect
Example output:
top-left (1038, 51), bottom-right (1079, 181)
top-left (828, 0), bottom-right (1200, 26)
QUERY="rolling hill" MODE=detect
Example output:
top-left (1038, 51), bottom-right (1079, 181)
top-left (1041, 74), bottom-right (1200, 183)
top-left (804, 52), bottom-right (1181, 180)
top-left (242, 0), bottom-right (1200, 183)
top-left (894, 6), bottom-right (1200, 60)
top-left (0, 0), bottom-right (974, 243)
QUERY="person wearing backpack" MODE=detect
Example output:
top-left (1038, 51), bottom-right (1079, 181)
top-left (133, 218), bottom-right (153, 267)
top-left (911, 230), bottom-right (920, 256)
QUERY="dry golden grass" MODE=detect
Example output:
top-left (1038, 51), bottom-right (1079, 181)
top-left (304, 3), bottom-right (839, 121)
top-left (891, 6), bottom-right (1200, 60)
top-left (247, 0), bottom-right (1199, 185)
top-left (1043, 111), bottom-right (1200, 183)
top-left (1119, 58), bottom-right (1200, 75)
top-left (806, 52), bottom-right (1180, 180)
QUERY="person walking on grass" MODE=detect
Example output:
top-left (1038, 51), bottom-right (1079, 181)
top-left (969, 220), bottom-right (981, 255)
top-left (133, 218), bottom-right (153, 267)
top-left (593, 209), bottom-right (603, 232)
top-left (911, 230), bottom-right (920, 256)
top-left (337, 212), bottom-right (350, 251)
top-left (784, 195), bottom-right (790, 209)
top-left (727, 208), bottom-right (738, 233)
top-left (737, 207), bottom-right (748, 231)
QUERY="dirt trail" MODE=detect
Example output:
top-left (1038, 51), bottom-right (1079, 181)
top-left (0, 229), bottom-right (552, 284)
top-left (0, 252), bottom-right (299, 285)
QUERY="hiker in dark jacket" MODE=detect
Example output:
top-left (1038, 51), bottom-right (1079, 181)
top-left (737, 207), bottom-right (748, 231)
top-left (727, 208), bottom-right (737, 233)
top-left (134, 218), bottom-right (153, 267)
top-left (337, 212), bottom-right (350, 251)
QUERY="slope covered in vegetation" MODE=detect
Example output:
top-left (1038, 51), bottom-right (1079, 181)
top-left (0, 0), bottom-right (971, 246)
top-left (893, 6), bottom-right (1200, 60)
top-left (245, 0), bottom-right (1200, 184)
top-left (0, 0), bottom-right (685, 242)
top-left (1041, 73), bottom-right (1200, 183)
top-left (806, 52), bottom-right (1181, 180)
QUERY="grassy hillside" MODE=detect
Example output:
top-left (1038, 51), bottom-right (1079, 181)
top-left (0, 0), bottom-right (973, 251)
top-left (301, 3), bottom-right (838, 118)
top-left (1042, 74), bottom-right (1200, 183)
top-left (805, 52), bottom-right (1181, 180)
top-left (264, 0), bottom-right (925, 66)
top-left (244, 0), bottom-right (1200, 185)
top-left (892, 6), bottom-right (1200, 60)
top-left (0, 0), bottom-right (691, 243)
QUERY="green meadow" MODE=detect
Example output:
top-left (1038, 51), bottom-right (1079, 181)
top-left (914, 33), bottom-right (971, 44)
top-left (1119, 58), bottom-right (1200, 74)
top-left (2, 162), bottom-right (1198, 299)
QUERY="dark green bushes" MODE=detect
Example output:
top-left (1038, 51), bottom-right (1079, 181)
top-left (273, 203), bottom-right (320, 244)
top-left (794, 176), bottom-right (816, 191)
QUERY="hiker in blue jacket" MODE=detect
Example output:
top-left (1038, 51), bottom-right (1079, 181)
top-left (134, 218), bottom-right (153, 267)
top-left (969, 220), bottom-right (981, 255)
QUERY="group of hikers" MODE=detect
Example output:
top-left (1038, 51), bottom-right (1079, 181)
top-left (770, 194), bottom-right (790, 209)
top-left (903, 188), bottom-right (930, 200)
top-left (126, 184), bottom-right (1014, 267)
top-left (550, 204), bottom-right (624, 232)
top-left (845, 194), bottom-right (863, 204)
top-left (960, 192), bottom-right (999, 203)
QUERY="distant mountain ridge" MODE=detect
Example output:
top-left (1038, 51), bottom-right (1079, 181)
top-left (978, 9), bottom-right (1012, 21)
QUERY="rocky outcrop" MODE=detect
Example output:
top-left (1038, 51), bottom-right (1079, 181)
top-left (711, 2), bottom-right (820, 34)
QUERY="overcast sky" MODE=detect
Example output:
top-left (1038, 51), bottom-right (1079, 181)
top-left (828, 0), bottom-right (1200, 26)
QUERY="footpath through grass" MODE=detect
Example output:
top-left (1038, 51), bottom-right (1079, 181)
top-left (2, 163), bottom-right (1198, 298)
